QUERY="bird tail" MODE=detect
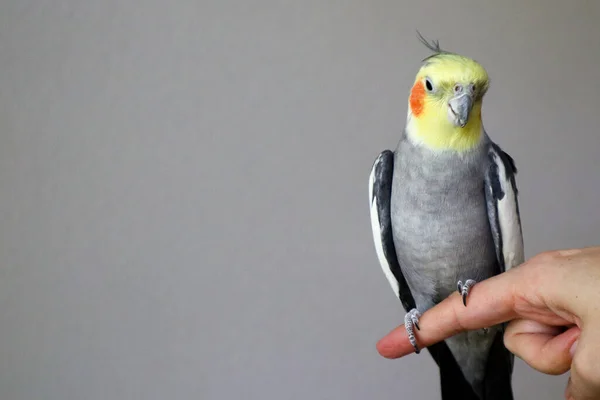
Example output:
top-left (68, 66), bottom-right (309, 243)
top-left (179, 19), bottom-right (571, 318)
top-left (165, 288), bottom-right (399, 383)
top-left (481, 329), bottom-right (514, 400)
top-left (426, 329), bottom-right (514, 400)
top-left (427, 342), bottom-right (480, 400)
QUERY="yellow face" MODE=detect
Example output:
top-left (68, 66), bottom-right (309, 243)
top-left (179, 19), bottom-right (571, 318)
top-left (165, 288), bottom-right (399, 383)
top-left (407, 54), bottom-right (490, 152)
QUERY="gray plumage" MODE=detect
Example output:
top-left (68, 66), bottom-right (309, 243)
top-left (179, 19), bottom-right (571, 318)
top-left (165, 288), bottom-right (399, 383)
top-left (392, 130), bottom-right (504, 396)
top-left (369, 129), bottom-right (523, 400)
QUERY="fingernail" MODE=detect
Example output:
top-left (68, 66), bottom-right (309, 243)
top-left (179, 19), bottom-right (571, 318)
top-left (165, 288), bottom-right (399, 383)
top-left (570, 340), bottom-right (578, 358)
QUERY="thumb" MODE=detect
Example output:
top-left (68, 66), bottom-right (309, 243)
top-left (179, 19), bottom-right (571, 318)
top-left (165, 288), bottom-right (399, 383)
top-left (503, 319), bottom-right (580, 375)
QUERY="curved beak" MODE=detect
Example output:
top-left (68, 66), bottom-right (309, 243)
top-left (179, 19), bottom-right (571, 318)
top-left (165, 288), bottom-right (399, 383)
top-left (448, 93), bottom-right (473, 128)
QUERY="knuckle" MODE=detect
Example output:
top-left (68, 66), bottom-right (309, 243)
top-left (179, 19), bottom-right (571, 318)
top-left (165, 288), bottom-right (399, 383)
top-left (532, 250), bottom-right (560, 264)
top-left (522, 251), bottom-right (564, 287)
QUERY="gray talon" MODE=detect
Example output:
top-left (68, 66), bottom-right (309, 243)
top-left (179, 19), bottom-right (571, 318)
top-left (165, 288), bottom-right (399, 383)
top-left (457, 279), bottom-right (476, 306)
top-left (404, 308), bottom-right (422, 353)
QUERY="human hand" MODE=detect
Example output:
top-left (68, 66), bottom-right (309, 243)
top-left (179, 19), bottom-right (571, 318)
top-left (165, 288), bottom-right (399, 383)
top-left (376, 246), bottom-right (600, 400)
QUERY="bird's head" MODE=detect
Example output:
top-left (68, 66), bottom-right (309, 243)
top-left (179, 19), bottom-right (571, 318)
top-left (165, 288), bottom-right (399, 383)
top-left (406, 33), bottom-right (490, 152)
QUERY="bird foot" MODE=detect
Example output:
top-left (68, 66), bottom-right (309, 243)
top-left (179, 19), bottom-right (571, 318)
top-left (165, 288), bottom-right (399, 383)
top-left (457, 279), bottom-right (477, 306)
top-left (404, 308), bottom-right (422, 354)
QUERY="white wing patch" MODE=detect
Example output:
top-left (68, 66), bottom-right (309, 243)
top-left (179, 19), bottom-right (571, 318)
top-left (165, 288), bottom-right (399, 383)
top-left (368, 156), bottom-right (400, 297)
top-left (491, 150), bottom-right (525, 270)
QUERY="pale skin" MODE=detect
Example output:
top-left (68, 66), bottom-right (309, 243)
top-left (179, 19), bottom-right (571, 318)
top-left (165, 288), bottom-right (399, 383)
top-left (376, 246), bottom-right (600, 400)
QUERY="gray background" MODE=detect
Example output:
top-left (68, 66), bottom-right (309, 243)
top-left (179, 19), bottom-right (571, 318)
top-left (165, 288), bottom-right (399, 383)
top-left (1, 1), bottom-right (599, 399)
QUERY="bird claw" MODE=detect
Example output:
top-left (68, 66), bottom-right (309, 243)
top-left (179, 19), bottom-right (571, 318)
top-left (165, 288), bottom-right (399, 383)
top-left (404, 308), bottom-right (422, 354)
top-left (457, 279), bottom-right (476, 306)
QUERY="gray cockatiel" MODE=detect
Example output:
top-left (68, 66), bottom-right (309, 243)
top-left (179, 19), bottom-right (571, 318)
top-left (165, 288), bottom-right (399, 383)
top-left (368, 35), bottom-right (524, 400)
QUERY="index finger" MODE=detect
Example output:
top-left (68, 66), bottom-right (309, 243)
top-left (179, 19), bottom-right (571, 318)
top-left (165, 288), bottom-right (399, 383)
top-left (376, 269), bottom-right (521, 359)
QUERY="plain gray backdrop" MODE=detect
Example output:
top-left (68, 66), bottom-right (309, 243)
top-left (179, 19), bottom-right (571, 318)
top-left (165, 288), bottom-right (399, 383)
top-left (1, 1), bottom-right (599, 399)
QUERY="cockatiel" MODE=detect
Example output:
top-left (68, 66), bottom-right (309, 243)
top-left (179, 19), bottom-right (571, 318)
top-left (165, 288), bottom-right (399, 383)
top-left (368, 33), bottom-right (524, 400)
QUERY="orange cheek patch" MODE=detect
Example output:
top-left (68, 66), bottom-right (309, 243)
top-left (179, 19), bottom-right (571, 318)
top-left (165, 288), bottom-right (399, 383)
top-left (409, 81), bottom-right (425, 117)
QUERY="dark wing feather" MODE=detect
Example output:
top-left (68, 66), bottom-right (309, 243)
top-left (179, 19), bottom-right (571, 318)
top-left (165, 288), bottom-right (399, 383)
top-left (368, 150), bottom-right (415, 311)
top-left (484, 142), bottom-right (524, 274)
top-left (482, 330), bottom-right (515, 400)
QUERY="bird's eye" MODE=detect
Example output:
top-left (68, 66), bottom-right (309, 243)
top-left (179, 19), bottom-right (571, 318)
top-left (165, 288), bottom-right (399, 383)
top-left (425, 78), bottom-right (433, 92)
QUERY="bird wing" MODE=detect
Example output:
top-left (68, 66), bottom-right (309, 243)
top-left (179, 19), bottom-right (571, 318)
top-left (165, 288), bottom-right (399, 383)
top-left (368, 150), bottom-right (416, 311)
top-left (484, 142), bottom-right (525, 274)
top-left (482, 141), bottom-right (522, 394)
